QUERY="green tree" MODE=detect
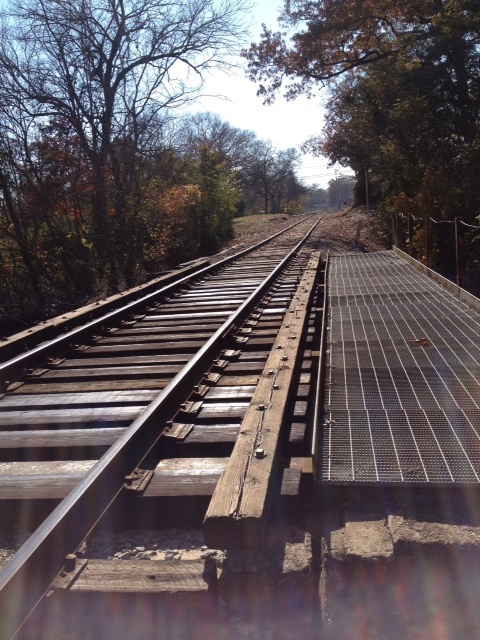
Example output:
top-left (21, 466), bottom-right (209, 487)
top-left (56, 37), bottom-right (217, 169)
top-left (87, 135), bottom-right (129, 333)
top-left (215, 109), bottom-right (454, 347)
top-left (192, 145), bottom-right (238, 254)
top-left (144, 144), bottom-right (238, 266)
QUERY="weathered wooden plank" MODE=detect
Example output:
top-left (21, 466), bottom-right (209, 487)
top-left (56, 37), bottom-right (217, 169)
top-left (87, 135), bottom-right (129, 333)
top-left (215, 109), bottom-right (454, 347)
top-left (203, 384), bottom-right (308, 401)
top-left (242, 336), bottom-right (289, 347)
top-left (216, 376), bottom-right (260, 387)
top-left (249, 329), bottom-right (282, 338)
top-left (158, 300), bottom-right (244, 309)
top-left (139, 316), bottom-right (225, 326)
top-left (253, 307), bottom-right (287, 315)
top-left (144, 459), bottom-right (301, 498)
top-left (56, 356), bottom-right (188, 368)
top-left (145, 311), bottom-right (231, 321)
top-left (204, 386), bottom-right (256, 400)
top-left (174, 421), bottom-right (306, 448)
top-left (196, 403), bottom-right (249, 420)
top-left (113, 323), bottom-right (223, 335)
top-left (82, 343), bottom-right (196, 356)
top-left (10, 380), bottom-right (168, 394)
top-left (243, 321), bottom-right (283, 329)
top-left (0, 458), bottom-right (301, 500)
top-left (237, 352), bottom-right (271, 361)
top-left (100, 332), bottom-right (213, 344)
top-left (180, 424), bottom-right (240, 444)
top-left (288, 422), bottom-right (307, 445)
top-left (65, 559), bottom-right (216, 593)
top-left (87, 334), bottom-right (210, 353)
top-left (144, 458), bottom-right (227, 497)
top-left (34, 365), bottom-right (186, 381)
top-left (0, 406), bottom-right (143, 427)
top-left (0, 460), bottom-right (95, 498)
top-left (0, 390), bottom-right (157, 409)
top-left (223, 362), bottom-right (266, 375)
top-left (203, 251), bottom-right (321, 548)
top-left (0, 428), bottom-right (125, 448)
top-left (180, 292), bottom-right (253, 300)
top-left (293, 400), bottom-right (308, 418)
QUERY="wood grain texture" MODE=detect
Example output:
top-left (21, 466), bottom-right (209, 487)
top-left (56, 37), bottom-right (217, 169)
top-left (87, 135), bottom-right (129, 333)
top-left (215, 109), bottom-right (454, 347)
top-left (66, 559), bottom-right (216, 593)
top-left (0, 428), bottom-right (125, 448)
top-left (203, 252), bottom-right (321, 548)
top-left (0, 457), bottom-right (300, 499)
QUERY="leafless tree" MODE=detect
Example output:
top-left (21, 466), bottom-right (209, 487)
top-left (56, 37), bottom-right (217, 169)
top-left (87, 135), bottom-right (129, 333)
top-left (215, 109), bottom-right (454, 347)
top-left (0, 0), bottom-right (250, 284)
top-left (248, 141), bottom-right (301, 214)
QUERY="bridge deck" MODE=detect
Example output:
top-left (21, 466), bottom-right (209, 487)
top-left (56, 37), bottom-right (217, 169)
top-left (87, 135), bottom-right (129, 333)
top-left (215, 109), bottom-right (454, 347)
top-left (321, 250), bottom-right (480, 484)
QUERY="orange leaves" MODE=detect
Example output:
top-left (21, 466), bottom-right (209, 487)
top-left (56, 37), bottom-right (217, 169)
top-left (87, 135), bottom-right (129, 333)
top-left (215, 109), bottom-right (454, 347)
top-left (144, 182), bottom-right (203, 265)
top-left (161, 184), bottom-right (202, 216)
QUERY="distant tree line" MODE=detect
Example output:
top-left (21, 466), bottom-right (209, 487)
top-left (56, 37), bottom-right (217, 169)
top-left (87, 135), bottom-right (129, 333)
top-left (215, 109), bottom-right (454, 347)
top-left (0, 0), bottom-right (307, 329)
top-left (246, 0), bottom-right (480, 289)
top-left (307, 176), bottom-right (355, 211)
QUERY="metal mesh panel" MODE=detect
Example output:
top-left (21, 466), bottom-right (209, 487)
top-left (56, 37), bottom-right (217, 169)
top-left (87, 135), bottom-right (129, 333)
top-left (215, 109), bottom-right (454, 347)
top-left (321, 251), bottom-right (480, 485)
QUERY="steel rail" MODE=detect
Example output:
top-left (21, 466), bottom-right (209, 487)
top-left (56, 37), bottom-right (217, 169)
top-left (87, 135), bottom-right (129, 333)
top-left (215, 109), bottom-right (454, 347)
top-left (0, 215), bottom-right (316, 385)
top-left (0, 260), bottom-right (209, 363)
top-left (0, 217), bottom-right (321, 640)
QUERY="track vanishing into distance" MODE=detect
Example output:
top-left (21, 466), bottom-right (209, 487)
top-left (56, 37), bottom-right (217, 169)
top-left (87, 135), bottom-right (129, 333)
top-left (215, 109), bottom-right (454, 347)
top-left (0, 213), bottom-right (327, 638)
top-left (1, 211), bottom-right (480, 640)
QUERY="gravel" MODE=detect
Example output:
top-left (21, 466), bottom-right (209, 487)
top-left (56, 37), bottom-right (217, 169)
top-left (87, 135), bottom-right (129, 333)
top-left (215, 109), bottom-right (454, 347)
top-left (82, 528), bottom-right (227, 565)
top-left (0, 532), bottom-right (32, 562)
top-left (211, 208), bottom-right (388, 265)
top-left (81, 524), bottom-right (310, 577)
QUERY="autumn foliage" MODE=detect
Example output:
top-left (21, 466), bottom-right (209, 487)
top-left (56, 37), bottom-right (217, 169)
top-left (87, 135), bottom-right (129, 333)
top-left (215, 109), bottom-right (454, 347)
top-left (247, 0), bottom-right (480, 290)
top-left (0, 0), bottom-right (309, 330)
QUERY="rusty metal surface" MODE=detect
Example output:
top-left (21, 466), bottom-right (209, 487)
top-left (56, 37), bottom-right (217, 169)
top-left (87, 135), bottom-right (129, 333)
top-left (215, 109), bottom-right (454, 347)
top-left (321, 251), bottom-right (480, 484)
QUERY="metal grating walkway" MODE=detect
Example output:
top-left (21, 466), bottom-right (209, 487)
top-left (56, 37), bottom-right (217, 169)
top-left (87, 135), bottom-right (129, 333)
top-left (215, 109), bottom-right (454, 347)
top-left (321, 251), bottom-right (480, 484)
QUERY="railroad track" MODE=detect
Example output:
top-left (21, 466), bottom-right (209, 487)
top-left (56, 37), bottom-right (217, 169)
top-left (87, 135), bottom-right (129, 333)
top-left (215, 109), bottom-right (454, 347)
top-left (0, 213), bottom-right (327, 639)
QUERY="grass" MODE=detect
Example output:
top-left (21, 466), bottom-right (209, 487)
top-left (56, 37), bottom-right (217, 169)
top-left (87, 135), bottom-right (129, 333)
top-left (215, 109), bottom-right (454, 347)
top-left (232, 213), bottom-right (291, 238)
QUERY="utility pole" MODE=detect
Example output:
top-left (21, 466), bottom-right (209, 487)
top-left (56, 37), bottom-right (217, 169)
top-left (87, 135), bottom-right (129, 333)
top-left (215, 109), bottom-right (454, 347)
top-left (335, 168), bottom-right (339, 209)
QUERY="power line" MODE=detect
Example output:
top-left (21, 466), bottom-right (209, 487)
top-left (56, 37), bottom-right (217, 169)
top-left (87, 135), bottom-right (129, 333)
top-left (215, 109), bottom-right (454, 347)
top-left (299, 173), bottom-right (356, 181)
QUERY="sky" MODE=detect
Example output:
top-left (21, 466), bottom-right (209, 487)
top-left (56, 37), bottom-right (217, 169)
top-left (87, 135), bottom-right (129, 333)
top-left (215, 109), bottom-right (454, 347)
top-left (187, 0), bottom-right (350, 189)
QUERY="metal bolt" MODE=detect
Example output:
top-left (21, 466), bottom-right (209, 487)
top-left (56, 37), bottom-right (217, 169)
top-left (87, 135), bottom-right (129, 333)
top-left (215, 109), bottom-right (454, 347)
top-left (258, 404), bottom-right (266, 411)
top-left (64, 554), bottom-right (77, 572)
top-left (273, 384), bottom-right (280, 390)
top-left (281, 355), bottom-right (289, 361)
top-left (255, 448), bottom-right (266, 459)
top-left (268, 370), bottom-right (275, 376)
